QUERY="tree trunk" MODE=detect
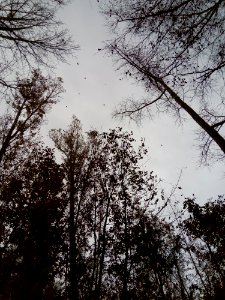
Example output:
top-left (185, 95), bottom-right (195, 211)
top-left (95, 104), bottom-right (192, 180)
top-left (121, 195), bottom-right (129, 300)
top-left (95, 189), bottom-right (111, 300)
top-left (145, 69), bottom-right (225, 155)
top-left (68, 165), bottom-right (79, 300)
top-left (117, 50), bottom-right (225, 156)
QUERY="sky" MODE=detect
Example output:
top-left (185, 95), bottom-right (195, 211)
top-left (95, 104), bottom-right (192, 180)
top-left (42, 0), bottom-right (225, 203)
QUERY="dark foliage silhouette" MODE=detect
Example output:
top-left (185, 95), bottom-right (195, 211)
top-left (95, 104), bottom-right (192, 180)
top-left (0, 147), bottom-right (65, 299)
top-left (1, 115), bottom-right (225, 299)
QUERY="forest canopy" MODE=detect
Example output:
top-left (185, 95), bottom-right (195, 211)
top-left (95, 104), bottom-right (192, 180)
top-left (1, 119), bottom-right (225, 299)
top-left (0, 1), bottom-right (224, 299)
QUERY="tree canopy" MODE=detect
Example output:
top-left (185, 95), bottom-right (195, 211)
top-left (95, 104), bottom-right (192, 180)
top-left (1, 117), bottom-right (225, 299)
top-left (0, 70), bottom-right (63, 167)
top-left (0, 1), bottom-right (225, 299)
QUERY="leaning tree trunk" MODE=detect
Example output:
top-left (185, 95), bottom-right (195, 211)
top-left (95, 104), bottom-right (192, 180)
top-left (117, 49), bottom-right (225, 157)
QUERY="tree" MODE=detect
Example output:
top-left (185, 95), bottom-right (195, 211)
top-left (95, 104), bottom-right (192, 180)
top-left (0, 0), bottom-right (77, 88)
top-left (0, 146), bottom-right (65, 299)
top-left (90, 128), bottom-right (159, 299)
top-left (100, 0), bottom-right (225, 163)
top-left (50, 120), bottom-right (170, 299)
top-left (50, 116), bottom-right (92, 300)
top-left (74, 127), bottom-right (177, 299)
top-left (183, 196), bottom-right (225, 299)
top-left (0, 1), bottom-right (76, 165)
top-left (0, 70), bottom-right (63, 166)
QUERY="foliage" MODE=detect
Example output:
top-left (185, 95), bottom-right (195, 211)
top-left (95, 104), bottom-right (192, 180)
top-left (0, 70), bottom-right (64, 166)
top-left (1, 113), bottom-right (225, 299)
top-left (0, 1), bottom-right (224, 298)
top-left (0, 147), bottom-right (65, 299)
top-left (183, 196), bottom-right (225, 299)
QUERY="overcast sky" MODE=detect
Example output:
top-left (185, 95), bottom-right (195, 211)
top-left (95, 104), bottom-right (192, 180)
top-left (42, 0), bottom-right (224, 203)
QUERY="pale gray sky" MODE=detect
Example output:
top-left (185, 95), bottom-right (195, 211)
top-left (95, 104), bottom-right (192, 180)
top-left (42, 0), bottom-right (225, 203)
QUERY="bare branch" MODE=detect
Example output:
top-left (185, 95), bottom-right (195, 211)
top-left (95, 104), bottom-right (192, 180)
top-left (101, 0), bottom-right (225, 163)
top-left (211, 119), bottom-right (225, 128)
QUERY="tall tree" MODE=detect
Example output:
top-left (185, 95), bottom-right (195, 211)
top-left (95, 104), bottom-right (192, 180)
top-left (50, 121), bottom-right (166, 299)
top-left (76, 127), bottom-right (170, 299)
top-left (100, 0), bottom-right (225, 163)
top-left (50, 116), bottom-right (92, 300)
top-left (0, 147), bottom-right (65, 299)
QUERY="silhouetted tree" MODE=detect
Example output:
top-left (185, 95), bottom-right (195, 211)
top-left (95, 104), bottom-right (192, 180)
top-left (90, 129), bottom-right (159, 299)
top-left (100, 0), bottom-right (225, 163)
top-left (0, 70), bottom-right (63, 166)
top-left (0, 147), bottom-right (65, 299)
top-left (50, 122), bottom-right (167, 299)
top-left (50, 116), bottom-right (93, 300)
top-left (183, 196), bottom-right (225, 299)
top-left (75, 127), bottom-right (178, 299)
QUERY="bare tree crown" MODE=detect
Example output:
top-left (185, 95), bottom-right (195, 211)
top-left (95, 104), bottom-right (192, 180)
top-left (101, 0), bottom-right (225, 163)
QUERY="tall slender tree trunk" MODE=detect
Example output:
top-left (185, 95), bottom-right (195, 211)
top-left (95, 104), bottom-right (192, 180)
top-left (89, 195), bottom-right (98, 298)
top-left (68, 165), bottom-right (79, 300)
top-left (95, 191), bottom-right (111, 300)
top-left (122, 195), bottom-right (129, 300)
